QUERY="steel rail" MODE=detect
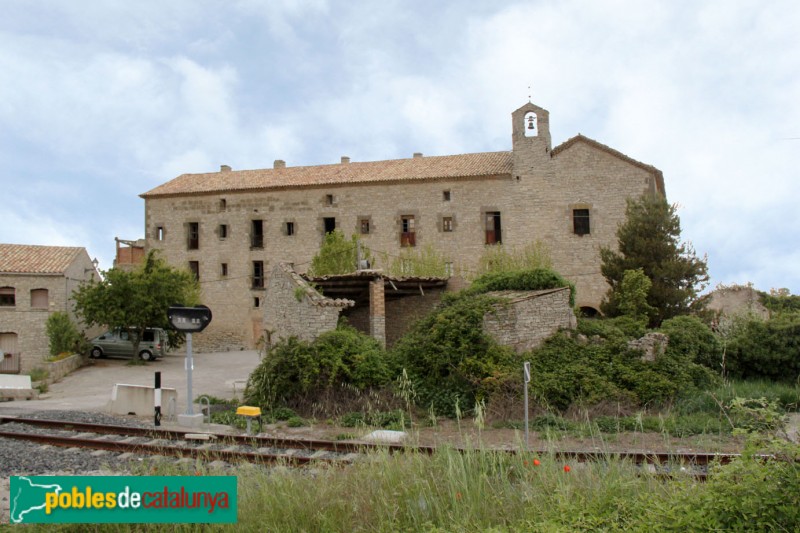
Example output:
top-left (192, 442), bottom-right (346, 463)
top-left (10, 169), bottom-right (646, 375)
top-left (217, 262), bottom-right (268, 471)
top-left (0, 428), bottom-right (334, 466)
top-left (0, 416), bottom-right (745, 471)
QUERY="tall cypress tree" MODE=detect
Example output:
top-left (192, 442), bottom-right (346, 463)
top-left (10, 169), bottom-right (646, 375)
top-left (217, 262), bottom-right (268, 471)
top-left (600, 196), bottom-right (708, 326)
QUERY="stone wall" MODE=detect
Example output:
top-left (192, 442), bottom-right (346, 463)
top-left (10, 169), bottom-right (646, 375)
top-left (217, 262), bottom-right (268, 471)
top-left (262, 263), bottom-right (353, 346)
top-left (385, 291), bottom-right (445, 347)
top-left (483, 288), bottom-right (576, 353)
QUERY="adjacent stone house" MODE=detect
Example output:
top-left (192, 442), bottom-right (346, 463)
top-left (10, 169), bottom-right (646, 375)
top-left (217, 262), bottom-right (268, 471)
top-left (0, 244), bottom-right (99, 373)
top-left (140, 101), bottom-right (665, 351)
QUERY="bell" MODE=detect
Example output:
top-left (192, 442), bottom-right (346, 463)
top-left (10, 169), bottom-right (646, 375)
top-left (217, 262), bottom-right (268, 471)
top-left (527, 116), bottom-right (535, 130)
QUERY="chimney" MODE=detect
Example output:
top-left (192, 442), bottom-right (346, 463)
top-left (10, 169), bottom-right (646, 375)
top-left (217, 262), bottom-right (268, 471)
top-left (341, 156), bottom-right (350, 164)
top-left (220, 165), bottom-right (232, 172)
top-left (274, 160), bottom-right (286, 169)
top-left (413, 152), bottom-right (423, 158)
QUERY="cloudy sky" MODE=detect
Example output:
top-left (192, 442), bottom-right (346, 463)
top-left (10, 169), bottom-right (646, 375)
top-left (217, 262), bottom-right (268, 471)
top-left (2, 0), bottom-right (798, 293)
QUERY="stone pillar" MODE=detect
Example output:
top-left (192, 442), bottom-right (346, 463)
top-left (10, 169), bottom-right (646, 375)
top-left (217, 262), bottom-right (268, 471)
top-left (369, 278), bottom-right (386, 347)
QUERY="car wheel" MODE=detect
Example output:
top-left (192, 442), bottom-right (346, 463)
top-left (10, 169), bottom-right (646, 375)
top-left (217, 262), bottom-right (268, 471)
top-left (90, 347), bottom-right (103, 359)
top-left (139, 350), bottom-right (153, 361)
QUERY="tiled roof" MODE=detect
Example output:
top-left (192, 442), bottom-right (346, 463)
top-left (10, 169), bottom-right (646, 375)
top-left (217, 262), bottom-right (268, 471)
top-left (279, 263), bottom-right (354, 308)
top-left (0, 244), bottom-right (84, 274)
top-left (141, 151), bottom-right (513, 198)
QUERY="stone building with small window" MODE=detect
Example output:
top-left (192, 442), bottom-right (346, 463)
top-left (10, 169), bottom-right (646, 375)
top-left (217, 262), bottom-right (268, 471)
top-left (0, 244), bottom-right (99, 373)
top-left (141, 102), bottom-right (665, 351)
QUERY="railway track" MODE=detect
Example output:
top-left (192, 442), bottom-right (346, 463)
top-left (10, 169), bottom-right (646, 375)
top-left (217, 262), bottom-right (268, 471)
top-left (0, 415), bottom-right (742, 477)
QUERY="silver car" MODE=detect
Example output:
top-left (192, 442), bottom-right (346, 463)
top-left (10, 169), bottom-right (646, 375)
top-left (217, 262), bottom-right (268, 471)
top-left (89, 328), bottom-right (167, 361)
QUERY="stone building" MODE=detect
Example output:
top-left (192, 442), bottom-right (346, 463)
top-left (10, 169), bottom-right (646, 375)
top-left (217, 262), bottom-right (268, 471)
top-left (140, 102), bottom-right (665, 351)
top-left (0, 244), bottom-right (99, 373)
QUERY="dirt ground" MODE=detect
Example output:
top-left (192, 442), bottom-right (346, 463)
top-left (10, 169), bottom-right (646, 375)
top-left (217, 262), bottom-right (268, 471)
top-left (256, 417), bottom-right (746, 454)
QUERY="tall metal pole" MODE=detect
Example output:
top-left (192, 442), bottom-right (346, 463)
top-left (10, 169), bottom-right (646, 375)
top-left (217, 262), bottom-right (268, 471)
top-left (185, 333), bottom-right (194, 415)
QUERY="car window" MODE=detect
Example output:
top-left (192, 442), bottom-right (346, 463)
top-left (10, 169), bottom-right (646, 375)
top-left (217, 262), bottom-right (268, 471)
top-left (142, 331), bottom-right (155, 342)
top-left (120, 331), bottom-right (129, 341)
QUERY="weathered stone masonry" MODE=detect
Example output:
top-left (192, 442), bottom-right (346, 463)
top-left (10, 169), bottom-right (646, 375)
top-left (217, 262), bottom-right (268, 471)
top-left (141, 101), bottom-right (665, 351)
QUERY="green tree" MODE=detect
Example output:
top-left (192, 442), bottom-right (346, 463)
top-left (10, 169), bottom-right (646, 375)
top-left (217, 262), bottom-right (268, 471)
top-left (600, 195), bottom-right (708, 326)
top-left (309, 230), bottom-right (373, 276)
top-left (73, 250), bottom-right (200, 358)
top-left (616, 268), bottom-right (655, 322)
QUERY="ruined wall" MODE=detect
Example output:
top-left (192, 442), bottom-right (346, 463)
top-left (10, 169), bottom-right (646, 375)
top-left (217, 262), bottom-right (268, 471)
top-left (262, 263), bottom-right (352, 347)
top-left (483, 288), bottom-right (576, 353)
top-left (707, 285), bottom-right (770, 321)
top-left (385, 291), bottom-right (445, 347)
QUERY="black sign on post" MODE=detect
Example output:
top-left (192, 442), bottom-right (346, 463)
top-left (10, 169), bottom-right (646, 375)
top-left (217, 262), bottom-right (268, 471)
top-left (167, 305), bottom-right (212, 332)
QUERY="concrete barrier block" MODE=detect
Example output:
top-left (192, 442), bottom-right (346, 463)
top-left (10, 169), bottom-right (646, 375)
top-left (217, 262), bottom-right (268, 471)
top-left (108, 383), bottom-right (177, 416)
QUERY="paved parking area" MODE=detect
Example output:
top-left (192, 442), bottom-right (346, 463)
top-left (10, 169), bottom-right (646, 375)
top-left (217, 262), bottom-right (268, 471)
top-left (0, 350), bottom-right (261, 416)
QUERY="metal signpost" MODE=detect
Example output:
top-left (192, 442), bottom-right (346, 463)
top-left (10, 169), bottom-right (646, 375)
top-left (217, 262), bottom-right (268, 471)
top-left (523, 361), bottom-right (531, 449)
top-left (167, 305), bottom-right (212, 418)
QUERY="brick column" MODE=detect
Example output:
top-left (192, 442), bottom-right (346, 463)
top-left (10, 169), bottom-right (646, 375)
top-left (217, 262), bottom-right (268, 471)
top-left (369, 278), bottom-right (386, 347)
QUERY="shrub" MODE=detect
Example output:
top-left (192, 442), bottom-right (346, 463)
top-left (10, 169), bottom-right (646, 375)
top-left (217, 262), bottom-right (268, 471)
top-left (725, 312), bottom-right (800, 381)
top-left (527, 330), bottom-right (715, 411)
top-left (659, 315), bottom-right (721, 369)
top-left (389, 293), bottom-right (517, 417)
top-left (245, 326), bottom-right (390, 409)
top-left (45, 312), bottom-right (82, 357)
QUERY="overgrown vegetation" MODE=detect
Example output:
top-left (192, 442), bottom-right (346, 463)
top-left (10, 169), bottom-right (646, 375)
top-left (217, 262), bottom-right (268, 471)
top-left (309, 230), bottom-right (372, 276)
top-left (724, 311), bottom-right (800, 382)
top-left (474, 241), bottom-right (552, 277)
top-left (245, 325), bottom-right (390, 412)
top-left (389, 293), bottom-right (515, 416)
top-left (382, 243), bottom-right (450, 277)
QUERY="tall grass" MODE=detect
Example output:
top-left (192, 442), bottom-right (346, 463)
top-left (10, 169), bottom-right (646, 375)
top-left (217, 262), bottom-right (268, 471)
top-left (36, 437), bottom-right (800, 532)
top-left (677, 378), bottom-right (800, 415)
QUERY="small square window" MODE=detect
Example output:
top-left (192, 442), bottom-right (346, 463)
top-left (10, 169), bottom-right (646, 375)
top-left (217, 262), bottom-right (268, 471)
top-left (253, 297), bottom-right (260, 308)
top-left (221, 263), bottom-right (228, 277)
top-left (286, 222), bottom-right (295, 236)
top-left (219, 224), bottom-right (228, 239)
top-left (443, 190), bottom-right (451, 201)
top-left (360, 218), bottom-right (370, 235)
top-left (573, 209), bottom-right (591, 236)
top-left (325, 194), bottom-right (334, 206)
top-left (219, 198), bottom-right (227, 211)
top-left (155, 226), bottom-right (164, 241)
top-left (442, 217), bottom-right (454, 232)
